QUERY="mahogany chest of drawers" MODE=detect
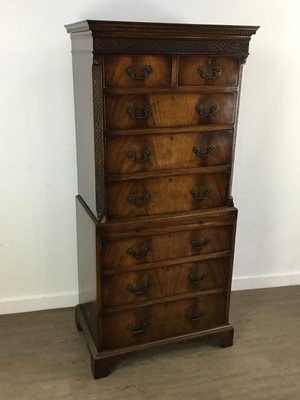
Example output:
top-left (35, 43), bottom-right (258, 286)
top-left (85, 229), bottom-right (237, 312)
top-left (66, 20), bottom-right (258, 378)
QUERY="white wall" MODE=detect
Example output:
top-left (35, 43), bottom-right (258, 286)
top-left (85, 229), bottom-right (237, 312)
top-left (1, 0), bottom-right (300, 314)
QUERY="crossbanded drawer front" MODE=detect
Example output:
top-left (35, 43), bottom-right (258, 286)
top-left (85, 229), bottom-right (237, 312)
top-left (104, 55), bottom-right (172, 87)
top-left (102, 292), bottom-right (227, 349)
top-left (102, 258), bottom-right (230, 308)
top-left (105, 93), bottom-right (236, 130)
top-left (102, 225), bottom-right (232, 269)
top-left (106, 130), bottom-right (233, 174)
top-left (178, 56), bottom-right (240, 86)
top-left (107, 173), bottom-right (230, 219)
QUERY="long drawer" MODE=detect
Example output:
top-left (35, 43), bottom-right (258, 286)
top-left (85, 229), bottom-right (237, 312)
top-left (102, 257), bottom-right (230, 308)
top-left (107, 172), bottom-right (230, 219)
top-left (102, 292), bottom-right (227, 349)
top-left (102, 224), bottom-right (232, 269)
top-left (105, 93), bottom-right (236, 130)
top-left (106, 130), bottom-right (233, 174)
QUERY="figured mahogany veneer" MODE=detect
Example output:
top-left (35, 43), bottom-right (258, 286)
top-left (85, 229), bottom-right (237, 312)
top-left (66, 20), bottom-right (258, 378)
top-left (102, 224), bottom-right (232, 269)
top-left (105, 93), bottom-right (236, 130)
top-left (107, 173), bottom-right (230, 218)
top-left (102, 258), bottom-right (230, 308)
top-left (178, 56), bottom-right (240, 86)
top-left (106, 130), bottom-right (233, 174)
top-left (102, 293), bottom-right (227, 349)
top-left (104, 55), bottom-right (172, 87)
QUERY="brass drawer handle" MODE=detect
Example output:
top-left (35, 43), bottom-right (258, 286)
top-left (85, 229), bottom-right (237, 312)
top-left (127, 106), bottom-right (152, 120)
top-left (190, 237), bottom-right (211, 250)
top-left (127, 282), bottom-right (150, 295)
top-left (126, 65), bottom-right (152, 80)
top-left (191, 187), bottom-right (212, 201)
top-left (127, 246), bottom-right (150, 259)
top-left (195, 104), bottom-right (219, 118)
top-left (189, 272), bottom-right (209, 284)
top-left (192, 144), bottom-right (216, 158)
top-left (197, 66), bottom-right (222, 80)
top-left (127, 193), bottom-right (150, 206)
top-left (127, 321), bottom-right (148, 334)
top-left (187, 309), bottom-right (207, 321)
top-left (127, 148), bottom-right (151, 163)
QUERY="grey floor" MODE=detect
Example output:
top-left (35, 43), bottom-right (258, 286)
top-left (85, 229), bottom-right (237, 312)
top-left (0, 286), bottom-right (299, 400)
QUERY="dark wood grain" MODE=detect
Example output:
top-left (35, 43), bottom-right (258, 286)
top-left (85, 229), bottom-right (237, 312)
top-left (105, 124), bottom-right (234, 137)
top-left (102, 257), bottom-right (230, 308)
top-left (67, 19), bottom-right (258, 378)
top-left (178, 56), bottom-right (240, 86)
top-left (102, 225), bottom-right (232, 269)
top-left (99, 207), bottom-right (237, 237)
top-left (106, 130), bottom-right (233, 174)
top-left (75, 199), bottom-right (98, 344)
top-left (105, 93), bottom-right (236, 130)
top-left (106, 173), bottom-right (230, 219)
top-left (102, 252), bottom-right (232, 276)
top-left (104, 86), bottom-right (238, 95)
top-left (66, 20), bottom-right (259, 38)
top-left (106, 166), bottom-right (231, 182)
top-left (104, 55), bottom-right (172, 87)
top-left (102, 293), bottom-right (227, 349)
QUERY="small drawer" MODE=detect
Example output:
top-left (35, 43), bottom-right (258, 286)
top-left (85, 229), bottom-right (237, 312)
top-left (104, 55), bottom-right (172, 87)
top-left (105, 93), bottom-right (236, 130)
top-left (107, 172), bottom-right (230, 219)
top-left (102, 258), bottom-right (230, 308)
top-left (102, 293), bottom-right (227, 349)
top-left (102, 225), bottom-right (232, 269)
top-left (178, 56), bottom-right (240, 86)
top-left (106, 130), bottom-right (233, 174)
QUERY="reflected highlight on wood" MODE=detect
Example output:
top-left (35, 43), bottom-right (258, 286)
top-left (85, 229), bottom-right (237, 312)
top-left (66, 19), bottom-right (258, 378)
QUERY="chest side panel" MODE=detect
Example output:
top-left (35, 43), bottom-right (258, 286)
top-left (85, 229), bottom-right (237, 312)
top-left (72, 52), bottom-right (97, 215)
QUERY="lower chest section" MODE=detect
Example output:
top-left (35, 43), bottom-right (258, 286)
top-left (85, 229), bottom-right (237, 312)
top-left (97, 210), bottom-right (236, 351)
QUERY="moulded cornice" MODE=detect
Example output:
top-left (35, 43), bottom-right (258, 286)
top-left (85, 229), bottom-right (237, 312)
top-left (65, 20), bottom-right (259, 38)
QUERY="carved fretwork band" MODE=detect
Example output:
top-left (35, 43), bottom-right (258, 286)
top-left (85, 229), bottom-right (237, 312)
top-left (92, 66), bottom-right (105, 218)
top-left (93, 38), bottom-right (250, 57)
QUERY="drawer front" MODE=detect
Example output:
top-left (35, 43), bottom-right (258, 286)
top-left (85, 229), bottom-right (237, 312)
top-left (102, 225), bottom-right (232, 269)
top-left (104, 55), bottom-right (172, 87)
top-left (102, 293), bottom-right (227, 349)
top-left (106, 130), bottom-right (233, 174)
top-left (107, 173), bottom-right (230, 219)
top-left (105, 93), bottom-right (236, 130)
top-left (178, 56), bottom-right (240, 86)
top-left (102, 258), bottom-right (230, 308)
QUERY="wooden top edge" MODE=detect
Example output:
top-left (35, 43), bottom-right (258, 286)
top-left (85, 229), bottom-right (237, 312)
top-left (99, 207), bottom-right (238, 228)
top-left (65, 20), bottom-right (259, 38)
